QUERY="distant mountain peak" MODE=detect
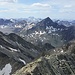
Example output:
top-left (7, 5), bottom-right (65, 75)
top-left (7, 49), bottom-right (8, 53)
top-left (44, 17), bottom-right (53, 23)
top-left (46, 17), bottom-right (50, 19)
top-left (37, 17), bottom-right (54, 27)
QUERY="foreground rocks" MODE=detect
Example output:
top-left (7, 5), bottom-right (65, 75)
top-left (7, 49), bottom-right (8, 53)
top-left (13, 40), bottom-right (75, 75)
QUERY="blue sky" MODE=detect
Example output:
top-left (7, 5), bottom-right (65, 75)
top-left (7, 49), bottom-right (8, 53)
top-left (0, 0), bottom-right (75, 20)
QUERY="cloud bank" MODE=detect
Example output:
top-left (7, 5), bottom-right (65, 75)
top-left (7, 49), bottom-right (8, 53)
top-left (0, 0), bottom-right (75, 19)
top-left (0, 0), bottom-right (17, 3)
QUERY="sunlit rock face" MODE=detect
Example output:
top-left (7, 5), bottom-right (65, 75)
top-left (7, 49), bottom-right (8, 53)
top-left (13, 40), bottom-right (75, 75)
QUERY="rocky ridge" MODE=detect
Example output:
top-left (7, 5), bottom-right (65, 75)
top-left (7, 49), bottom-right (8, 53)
top-left (13, 40), bottom-right (75, 75)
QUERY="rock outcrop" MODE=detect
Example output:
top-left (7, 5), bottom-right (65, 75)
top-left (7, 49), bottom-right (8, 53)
top-left (0, 31), bottom-right (42, 74)
top-left (13, 40), bottom-right (75, 75)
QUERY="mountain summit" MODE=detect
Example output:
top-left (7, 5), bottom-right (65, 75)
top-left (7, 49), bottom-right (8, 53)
top-left (37, 17), bottom-right (54, 26)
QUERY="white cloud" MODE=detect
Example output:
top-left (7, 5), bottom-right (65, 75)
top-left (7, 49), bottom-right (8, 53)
top-left (64, 5), bottom-right (72, 8)
top-left (59, 9), bottom-right (72, 13)
top-left (59, 4), bottom-right (75, 13)
top-left (31, 3), bottom-right (50, 7)
top-left (20, 3), bottom-right (51, 14)
top-left (0, 0), bottom-right (75, 19)
top-left (0, 9), bottom-right (8, 12)
top-left (0, 0), bottom-right (18, 3)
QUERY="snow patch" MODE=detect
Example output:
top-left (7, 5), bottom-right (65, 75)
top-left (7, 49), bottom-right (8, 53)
top-left (46, 26), bottom-right (57, 33)
top-left (15, 25), bottom-right (22, 28)
top-left (0, 25), bottom-right (8, 29)
top-left (41, 39), bottom-right (43, 42)
top-left (30, 31), bottom-right (46, 37)
top-left (0, 45), bottom-right (4, 49)
top-left (35, 31), bottom-right (39, 35)
top-left (34, 31), bottom-right (46, 35)
top-left (39, 31), bottom-right (46, 35)
top-left (9, 47), bottom-right (17, 52)
top-left (61, 50), bottom-right (63, 53)
top-left (54, 49), bottom-right (56, 52)
top-left (19, 58), bottom-right (26, 65)
top-left (0, 63), bottom-right (12, 75)
top-left (48, 30), bottom-right (52, 33)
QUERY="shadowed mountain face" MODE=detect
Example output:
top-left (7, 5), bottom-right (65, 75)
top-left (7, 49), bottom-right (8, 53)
top-left (61, 26), bottom-right (75, 42)
top-left (13, 40), bottom-right (75, 75)
top-left (0, 32), bottom-right (41, 63)
top-left (0, 19), bottom-right (13, 25)
top-left (0, 32), bottom-right (41, 74)
top-left (0, 31), bottom-right (54, 74)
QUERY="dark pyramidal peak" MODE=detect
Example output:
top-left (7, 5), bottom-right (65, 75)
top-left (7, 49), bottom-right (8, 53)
top-left (43, 17), bottom-right (53, 22)
top-left (40, 17), bottom-right (53, 25)
top-left (37, 17), bottom-right (55, 27)
top-left (13, 40), bottom-right (75, 75)
top-left (36, 17), bottom-right (66, 29)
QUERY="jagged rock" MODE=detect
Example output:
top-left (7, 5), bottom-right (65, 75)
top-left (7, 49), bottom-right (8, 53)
top-left (12, 40), bottom-right (75, 75)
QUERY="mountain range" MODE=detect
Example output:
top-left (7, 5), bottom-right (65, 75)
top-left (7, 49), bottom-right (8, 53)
top-left (19, 17), bottom-right (75, 48)
top-left (0, 17), bottom-right (41, 34)
top-left (0, 17), bottom-right (75, 75)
